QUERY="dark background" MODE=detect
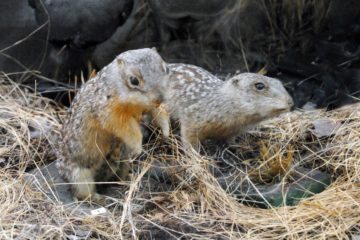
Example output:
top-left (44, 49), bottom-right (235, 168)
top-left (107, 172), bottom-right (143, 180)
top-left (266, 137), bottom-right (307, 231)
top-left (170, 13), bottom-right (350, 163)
top-left (0, 0), bottom-right (359, 109)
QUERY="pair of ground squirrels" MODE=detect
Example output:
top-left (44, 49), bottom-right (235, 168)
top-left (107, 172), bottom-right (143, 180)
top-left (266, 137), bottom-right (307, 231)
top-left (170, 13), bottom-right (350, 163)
top-left (57, 48), bottom-right (293, 203)
top-left (56, 48), bottom-right (170, 203)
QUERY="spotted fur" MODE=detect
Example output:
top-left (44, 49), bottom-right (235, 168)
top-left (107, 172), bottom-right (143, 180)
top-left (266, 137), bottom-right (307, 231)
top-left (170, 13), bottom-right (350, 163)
top-left (163, 63), bottom-right (294, 150)
top-left (56, 48), bottom-right (169, 203)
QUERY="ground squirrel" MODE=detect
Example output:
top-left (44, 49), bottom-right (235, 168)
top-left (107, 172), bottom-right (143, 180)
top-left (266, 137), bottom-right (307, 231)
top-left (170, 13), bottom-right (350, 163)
top-left (56, 48), bottom-right (170, 203)
top-left (158, 63), bottom-right (294, 150)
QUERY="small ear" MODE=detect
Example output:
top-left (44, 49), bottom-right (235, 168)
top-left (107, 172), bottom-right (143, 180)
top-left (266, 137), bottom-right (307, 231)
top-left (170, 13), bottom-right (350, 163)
top-left (117, 58), bottom-right (125, 68)
top-left (89, 69), bottom-right (97, 78)
top-left (151, 46), bottom-right (158, 52)
top-left (257, 65), bottom-right (268, 75)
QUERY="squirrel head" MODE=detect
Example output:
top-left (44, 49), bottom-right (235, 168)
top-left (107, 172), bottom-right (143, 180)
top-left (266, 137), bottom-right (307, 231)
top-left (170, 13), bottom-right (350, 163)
top-left (109, 48), bottom-right (170, 108)
top-left (222, 73), bottom-right (294, 119)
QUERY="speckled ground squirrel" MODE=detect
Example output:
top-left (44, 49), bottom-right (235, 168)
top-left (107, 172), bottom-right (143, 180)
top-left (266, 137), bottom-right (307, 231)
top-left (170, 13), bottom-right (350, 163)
top-left (155, 63), bottom-right (294, 151)
top-left (56, 48), bottom-right (170, 203)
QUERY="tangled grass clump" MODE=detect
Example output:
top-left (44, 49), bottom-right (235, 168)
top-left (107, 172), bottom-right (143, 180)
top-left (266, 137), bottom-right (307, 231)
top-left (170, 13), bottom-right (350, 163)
top-left (0, 79), bottom-right (360, 239)
top-left (0, 76), bottom-right (63, 171)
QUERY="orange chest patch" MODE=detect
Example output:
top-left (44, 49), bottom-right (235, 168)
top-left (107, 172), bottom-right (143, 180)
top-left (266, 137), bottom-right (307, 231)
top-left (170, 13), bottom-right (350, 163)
top-left (84, 117), bottom-right (112, 157)
top-left (108, 99), bottom-right (147, 125)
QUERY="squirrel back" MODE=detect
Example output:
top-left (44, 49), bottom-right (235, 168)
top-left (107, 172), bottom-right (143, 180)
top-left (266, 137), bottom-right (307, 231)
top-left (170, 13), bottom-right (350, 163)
top-left (164, 63), bottom-right (293, 149)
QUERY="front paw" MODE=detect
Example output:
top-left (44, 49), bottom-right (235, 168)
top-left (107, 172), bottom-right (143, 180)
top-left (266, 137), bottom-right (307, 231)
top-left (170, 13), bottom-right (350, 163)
top-left (161, 124), bottom-right (170, 139)
top-left (130, 144), bottom-right (142, 157)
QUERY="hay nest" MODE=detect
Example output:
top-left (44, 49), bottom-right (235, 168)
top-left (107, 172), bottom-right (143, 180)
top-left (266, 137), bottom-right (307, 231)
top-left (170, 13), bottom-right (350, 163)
top-left (1, 79), bottom-right (360, 239)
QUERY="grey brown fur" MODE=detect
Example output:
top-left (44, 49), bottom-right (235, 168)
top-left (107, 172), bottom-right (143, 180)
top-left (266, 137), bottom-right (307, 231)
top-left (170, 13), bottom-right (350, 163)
top-left (161, 63), bottom-right (294, 150)
top-left (56, 48), bottom-right (169, 203)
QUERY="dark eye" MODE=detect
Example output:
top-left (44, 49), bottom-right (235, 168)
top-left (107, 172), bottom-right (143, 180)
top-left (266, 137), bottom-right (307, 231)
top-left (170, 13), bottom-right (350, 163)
top-left (130, 76), bottom-right (140, 86)
top-left (255, 82), bottom-right (265, 90)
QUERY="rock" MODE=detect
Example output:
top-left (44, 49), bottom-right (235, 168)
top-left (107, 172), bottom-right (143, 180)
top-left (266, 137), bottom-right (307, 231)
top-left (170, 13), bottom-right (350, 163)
top-left (91, 0), bottom-right (143, 67)
top-left (0, 0), bottom-right (49, 74)
top-left (217, 167), bottom-right (332, 208)
top-left (26, 161), bottom-right (76, 205)
top-left (309, 118), bottom-right (341, 138)
top-left (29, 0), bottom-right (132, 45)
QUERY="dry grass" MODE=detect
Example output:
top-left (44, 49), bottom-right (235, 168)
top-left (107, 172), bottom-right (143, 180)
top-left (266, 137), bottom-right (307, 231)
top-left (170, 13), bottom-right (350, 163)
top-left (1, 78), bottom-right (360, 239)
top-left (0, 75), bottom-right (62, 171)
